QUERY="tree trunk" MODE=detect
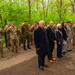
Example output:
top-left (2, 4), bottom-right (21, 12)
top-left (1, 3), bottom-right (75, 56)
top-left (36, 0), bottom-right (38, 11)
top-left (28, 0), bottom-right (31, 23)
top-left (46, 0), bottom-right (49, 18)
top-left (42, 0), bottom-right (45, 19)
top-left (70, 0), bottom-right (75, 13)
top-left (59, 0), bottom-right (62, 21)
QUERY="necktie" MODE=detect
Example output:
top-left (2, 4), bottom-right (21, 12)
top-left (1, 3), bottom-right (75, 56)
top-left (50, 27), bottom-right (54, 32)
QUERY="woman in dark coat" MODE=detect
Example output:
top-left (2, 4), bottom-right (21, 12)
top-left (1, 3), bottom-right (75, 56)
top-left (56, 24), bottom-right (63, 58)
top-left (61, 22), bottom-right (68, 54)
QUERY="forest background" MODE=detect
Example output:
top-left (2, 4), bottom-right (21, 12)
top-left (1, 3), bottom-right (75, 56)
top-left (0, 0), bottom-right (75, 28)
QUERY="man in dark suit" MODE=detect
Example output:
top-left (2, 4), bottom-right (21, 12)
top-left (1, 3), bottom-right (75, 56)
top-left (56, 24), bottom-right (63, 58)
top-left (34, 20), bottom-right (49, 70)
top-left (46, 21), bottom-right (56, 63)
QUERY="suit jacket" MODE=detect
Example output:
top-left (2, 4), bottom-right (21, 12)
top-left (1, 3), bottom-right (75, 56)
top-left (56, 29), bottom-right (63, 44)
top-left (34, 27), bottom-right (49, 56)
top-left (46, 27), bottom-right (56, 44)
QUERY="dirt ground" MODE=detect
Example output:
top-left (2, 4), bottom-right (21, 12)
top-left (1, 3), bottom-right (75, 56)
top-left (0, 46), bottom-right (75, 75)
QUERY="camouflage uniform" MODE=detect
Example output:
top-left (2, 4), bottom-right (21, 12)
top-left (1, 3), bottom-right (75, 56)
top-left (21, 24), bottom-right (31, 50)
top-left (4, 25), bottom-right (11, 50)
top-left (0, 28), bottom-right (4, 57)
top-left (66, 25), bottom-right (72, 50)
top-left (72, 24), bottom-right (75, 48)
top-left (30, 24), bottom-right (38, 45)
top-left (7, 25), bottom-right (19, 55)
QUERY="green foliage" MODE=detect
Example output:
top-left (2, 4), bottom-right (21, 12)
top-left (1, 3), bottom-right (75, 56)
top-left (0, 0), bottom-right (75, 28)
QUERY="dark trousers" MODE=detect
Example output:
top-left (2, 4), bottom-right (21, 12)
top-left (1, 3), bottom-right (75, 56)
top-left (57, 43), bottom-right (63, 57)
top-left (38, 55), bottom-right (45, 67)
top-left (48, 43), bottom-right (54, 60)
top-left (19, 36), bottom-right (23, 46)
top-left (4, 34), bottom-right (7, 47)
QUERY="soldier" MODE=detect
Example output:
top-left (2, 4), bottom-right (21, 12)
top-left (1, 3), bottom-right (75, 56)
top-left (72, 22), bottom-right (75, 49)
top-left (30, 21), bottom-right (38, 45)
top-left (21, 21), bottom-right (31, 50)
top-left (7, 22), bottom-right (19, 55)
top-left (66, 21), bottom-right (73, 52)
top-left (0, 28), bottom-right (5, 57)
top-left (4, 22), bottom-right (11, 50)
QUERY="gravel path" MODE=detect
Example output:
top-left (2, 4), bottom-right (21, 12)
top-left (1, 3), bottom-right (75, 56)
top-left (0, 46), bottom-right (75, 75)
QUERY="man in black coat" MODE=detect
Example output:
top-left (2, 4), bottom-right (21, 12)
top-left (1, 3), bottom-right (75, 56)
top-left (34, 20), bottom-right (49, 70)
top-left (46, 21), bottom-right (56, 63)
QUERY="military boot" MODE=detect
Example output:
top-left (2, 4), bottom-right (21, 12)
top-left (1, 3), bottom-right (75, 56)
top-left (1, 53), bottom-right (5, 58)
top-left (27, 45), bottom-right (31, 49)
top-left (24, 46), bottom-right (27, 50)
top-left (16, 50), bottom-right (19, 53)
top-left (2, 55), bottom-right (5, 58)
top-left (8, 47), bottom-right (11, 52)
top-left (12, 52), bottom-right (15, 56)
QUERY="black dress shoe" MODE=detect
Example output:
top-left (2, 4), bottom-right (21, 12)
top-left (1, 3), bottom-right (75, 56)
top-left (67, 50), bottom-right (73, 52)
top-left (39, 66), bottom-right (44, 71)
top-left (24, 48), bottom-right (27, 50)
top-left (43, 65), bottom-right (49, 68)
top-left (57, 55), bottom-right (63, 58)
top-left (27, 47), bottom-right (31, 49)
top-left (62, 52), bottom-right (67, 55)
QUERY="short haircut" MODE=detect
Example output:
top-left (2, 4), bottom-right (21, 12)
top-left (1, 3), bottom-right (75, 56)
top-left (67, 21), bottom-right (71, 23)
top-left (57, 24), bottom-right (61, 28)
top-left (39, 20), bottom-right (45, 25)
top-left (24, 20), bottom-right (27, 22)
top-left (49, 21), bottom-right (53, 24)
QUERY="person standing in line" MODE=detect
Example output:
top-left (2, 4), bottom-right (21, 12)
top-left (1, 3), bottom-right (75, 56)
top-left (21, 21), bottom-right (31, 50)
top-left (56, 24), bottom-right (63, 58)
top-left (72, 21), bottom-right (75, 49)
top-left (46, 21), bottom-right (56, 63)
top-left (30, 21), bottom-right (38, 45)
top-left (34, 20), bottom-right (49, 70)
top-left (4, 22), bottom-right (11, 50)
top-left (6, 22), bottom-right (19, 55)
top-left (61, 22), bottom-right (68, 55)
top-left (66, 21), bottom-right (73, 52)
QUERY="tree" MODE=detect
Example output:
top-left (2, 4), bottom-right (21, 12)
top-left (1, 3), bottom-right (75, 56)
top-left (0, 0), bottom-right (75, 28)
top-left (69, 0), bottom-right (75, 13)
top-left (28, 0), bottom-right (31, 23)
